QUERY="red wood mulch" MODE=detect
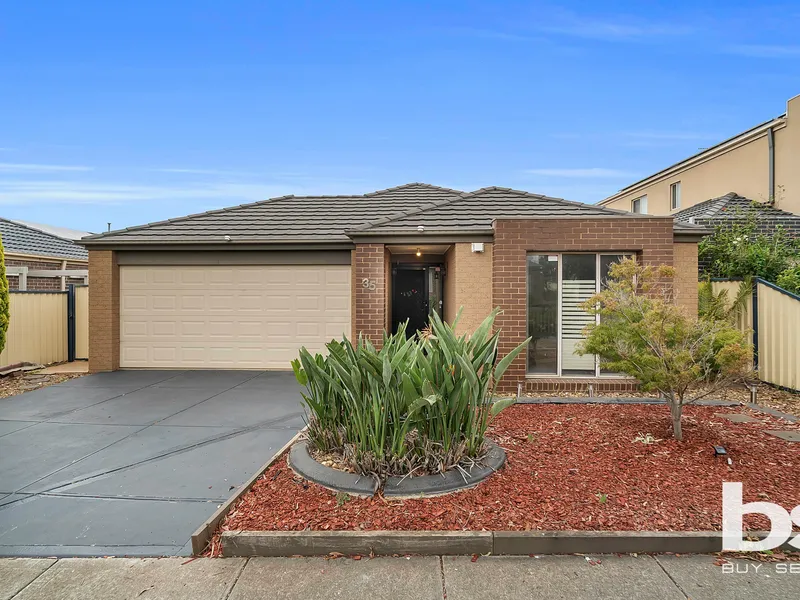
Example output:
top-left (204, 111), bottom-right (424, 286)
top-left (216, 404), bottom-right (800, 544)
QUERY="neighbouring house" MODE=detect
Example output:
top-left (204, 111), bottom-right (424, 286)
top-left (674, 192), bottom-right (800, 275)
top-left (674, 192), bottom-right (800, 237)
top-left (599, 93), bottom-right (800, 216)
top-left (78, 183), bottom-right (706, 393)
top-left (0, 218), bottom-right (89, 291)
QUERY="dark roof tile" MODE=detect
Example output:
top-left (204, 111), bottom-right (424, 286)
top-left (0, 218), bottom-right (89, 260)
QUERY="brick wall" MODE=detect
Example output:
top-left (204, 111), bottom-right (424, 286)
top-left (492, 217), bottom-right (676, 393)
top-left (353, 243), bottom-right (387, 348)
top-left (673, 242), bottom-right (699, 317)
top-left (5, 257), bottom-right (88, 291)
top-left (88, 249), bottom-right (119, 372)
top-left (443, 246), bottom-right (457, 323)
top-left (447, 242), bottom-right (494, 335)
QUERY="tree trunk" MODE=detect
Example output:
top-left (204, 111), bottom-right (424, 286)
top-left (670, 400), bottom-right (683, 441)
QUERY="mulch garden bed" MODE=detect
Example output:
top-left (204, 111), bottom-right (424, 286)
top-left (0, 371), bottom-right (84, 399)
top-left (213, 403), bottom-right (800, 553)
top-left (524, 381), bottom-right (800, 419)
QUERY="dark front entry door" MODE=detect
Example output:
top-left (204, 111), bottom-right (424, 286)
top-left (392, 269), bottom-right (428, 335)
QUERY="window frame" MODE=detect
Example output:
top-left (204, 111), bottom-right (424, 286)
top-left (526, 252), bottom-right (634, 378)
top-left (670, 182), bottom-right (681, 210)
top-left (631, 195), bottom-right (647, 214)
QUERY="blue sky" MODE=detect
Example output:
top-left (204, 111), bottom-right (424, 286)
top-left (1, 1), bottom-right (799, 234)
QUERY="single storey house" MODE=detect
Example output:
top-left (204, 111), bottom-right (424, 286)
top-left (0, 217), bottom-right (89, 291)
top-left (79, 183), bottom-right (704, 393)
top-left (674, 192), bottom-right (800, 238)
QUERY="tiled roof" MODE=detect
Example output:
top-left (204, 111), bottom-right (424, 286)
top-left (0, 218), bottom-right (89, 260)
top-left (81, 183), bottom-right (464, 245)
top-left (82, 182), bottom-right (682, 247)
top-left (674, 193), bottom-right (800, 236)
top-left (350, 187), bottom-right (631, 234)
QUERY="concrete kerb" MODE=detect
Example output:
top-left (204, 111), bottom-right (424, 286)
top-left (288, 439), bottom-right (506, 499)
top-left (190, 427), bottom-right (306, 555)
top-left (219, 529), bottom-right (792, 557)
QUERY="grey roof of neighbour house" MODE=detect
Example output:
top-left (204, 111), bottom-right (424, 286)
top-left (81, 183), bottom-right (464, 245)
top-left (81, 182), bottom-right (694, 247)
top-left (349, 187), bottom-right (633, 234)
top-left (0, 217), bottom-right (89, 260)
top-left (11, 219), bottom-right (90, 241)
top-left (674, 192), bottom-right (800, 237)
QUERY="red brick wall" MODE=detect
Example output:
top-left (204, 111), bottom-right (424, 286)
top-left (492, 217), bottom-right (675, 393)
top-left (353, 243), bottom-right (387, 348)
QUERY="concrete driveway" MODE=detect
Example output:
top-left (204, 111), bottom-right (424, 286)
top-left (0, 370), bottom-right (304, 557)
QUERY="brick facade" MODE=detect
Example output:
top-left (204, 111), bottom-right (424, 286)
top-left (443, 242), bottom-right (494, 335)
top-left (492, 217), bottom-right (676, 394)
top-left (353, 243), bottom-right (387, 348)
top-left (5, 257), bottom-right (87, 291)
top-left (88, 250), bottom-right (120, 372)
top-left (673, 242), bottom-right (699, 317)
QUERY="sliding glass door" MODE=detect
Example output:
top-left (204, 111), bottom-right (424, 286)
top-left (527, 253), bottom-right (630, 377)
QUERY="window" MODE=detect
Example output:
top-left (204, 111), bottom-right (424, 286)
top-left (631, 195), bottom-right (647, 214)
top-left (670, 182), bottom-right (681, 210)
top-left (527, 253), bottom-right (633, 377)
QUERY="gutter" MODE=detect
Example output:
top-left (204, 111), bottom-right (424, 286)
top-left (600, 116), bottom-right (787, 205)
top-left (768, 127), bottom-right (775, 202)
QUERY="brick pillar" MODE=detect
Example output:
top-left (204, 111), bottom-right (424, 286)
top-left (353, 243), bottom-right (387, 347)
top-left (88, 249), bottom-right (120, 372)
top-left (673, 242), bottom-right (699, 317)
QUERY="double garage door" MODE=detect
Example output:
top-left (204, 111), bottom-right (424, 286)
top-left (120, 265), bottom-right (351, 369)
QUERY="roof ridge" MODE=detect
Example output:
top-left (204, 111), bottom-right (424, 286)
top-left (348, 196), bottom-right (465, 232)
top-left (363, 182), bottom-right (465, 197)
top-left (347, 186), bottom-right (629, 234)
top-left (81, 182), bottom-right (467, 242)
top-left (458, 186), bottom-right (631, 215)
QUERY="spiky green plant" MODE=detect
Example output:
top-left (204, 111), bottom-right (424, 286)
top-left (291, 309), bottom-right (529, 478)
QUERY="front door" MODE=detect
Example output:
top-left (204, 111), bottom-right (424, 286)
top-left (392, 268), bottom-right (428, 336)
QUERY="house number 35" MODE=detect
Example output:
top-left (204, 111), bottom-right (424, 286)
top-left (361, 278), bottom-right (377, 291)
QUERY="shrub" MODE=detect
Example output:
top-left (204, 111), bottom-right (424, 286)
top-left (698, 278), bottom-right (751, 323)
top-left (578, 258), bottom-right (753, 441)
top-left (698, 216), bottom-right (798, 282)
top-left (776, 265), bottom-right (800, 295)
top-left (292, 309), bottom-right (529, 479)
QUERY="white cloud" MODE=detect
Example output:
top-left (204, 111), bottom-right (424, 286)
top-left (154, 167), bottom-right (256, 176)
top-left (0, 162), bottom-right (93, 172)
top-left (724, 44), bottom-right (800, 58)
top-left (623, 131), bottom-right (720, 141)
top-left (534, 13), bottom-right (694, 42)
top-left (525, 168), bottom-right (636, 178)
top-left (0, 179), bottom-right (298, 205)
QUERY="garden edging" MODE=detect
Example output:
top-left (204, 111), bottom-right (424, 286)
top-left (288, 439), bottom-right (506, 498)
top-left (219, 529), bottom-right (792, 557)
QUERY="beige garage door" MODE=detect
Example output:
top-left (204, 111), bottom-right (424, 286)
top-left (120, 265), bottom-right (350, 369)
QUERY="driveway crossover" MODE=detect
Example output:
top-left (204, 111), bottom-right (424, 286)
top-left (0, 370), bottom-right (304, 557)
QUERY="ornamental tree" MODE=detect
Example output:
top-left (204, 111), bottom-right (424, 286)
top-left (577, 258), bottom-right (752, 441)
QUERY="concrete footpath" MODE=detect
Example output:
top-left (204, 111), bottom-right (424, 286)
top-left (1, 554), bottom-right (796, 600)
